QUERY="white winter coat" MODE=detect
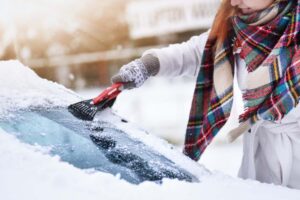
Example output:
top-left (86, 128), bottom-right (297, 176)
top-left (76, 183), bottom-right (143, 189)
top-left (143, 31), bottom-right (300, 189)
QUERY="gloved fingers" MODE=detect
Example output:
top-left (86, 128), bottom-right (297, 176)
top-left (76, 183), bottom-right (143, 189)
top-left (111, 59), bottom-right (149, 89)
top-left (111, 74), bottom-right (124, 84)
top-left (123, 81), bottom-right (136, 89)
top-left (119, 67), bottom-right (136, 83)
top-left (111, 74), bottom-right (136, 90)
top-left (111, 69), bottom-right (136, 83)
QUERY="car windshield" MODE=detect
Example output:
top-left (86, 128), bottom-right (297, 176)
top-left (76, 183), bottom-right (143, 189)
top-left (0, 107), bottom-right (197, 184)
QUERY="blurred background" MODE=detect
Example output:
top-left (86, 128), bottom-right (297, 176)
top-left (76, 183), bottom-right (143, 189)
top-left (0, 0), bottom-right (219, 88)
top-left (0, 0), bottom-right (244, 176)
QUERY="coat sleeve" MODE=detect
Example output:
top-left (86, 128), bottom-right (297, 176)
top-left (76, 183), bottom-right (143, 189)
top-left (142, 31), bottom-right (209, 78)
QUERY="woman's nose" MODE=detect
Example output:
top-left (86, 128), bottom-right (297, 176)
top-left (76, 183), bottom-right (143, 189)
top-left (231, 0), bottom-right (241, 6)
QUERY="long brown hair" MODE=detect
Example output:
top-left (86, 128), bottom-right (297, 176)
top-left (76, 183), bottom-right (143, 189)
top-left (209, 0), bottom-right (237, 46)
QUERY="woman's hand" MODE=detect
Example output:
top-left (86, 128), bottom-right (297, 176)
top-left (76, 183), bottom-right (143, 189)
top-left (111, 54), bottom-right (159, 89)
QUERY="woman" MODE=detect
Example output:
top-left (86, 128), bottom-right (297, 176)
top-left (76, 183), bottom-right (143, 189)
top-left (112, 0), bottom-right (300, 189)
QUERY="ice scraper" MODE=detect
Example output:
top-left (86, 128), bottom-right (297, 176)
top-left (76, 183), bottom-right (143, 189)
top-left (68, 83), bottom-right (123, 121)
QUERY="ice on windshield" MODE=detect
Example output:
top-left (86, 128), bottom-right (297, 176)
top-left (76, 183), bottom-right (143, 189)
top-left (0, 107), bottom-right (198, 184)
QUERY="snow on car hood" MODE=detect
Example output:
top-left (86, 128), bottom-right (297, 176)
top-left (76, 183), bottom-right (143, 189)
top-left (0, 60), bottom-right (299, 200)
top-left (0, 60), bottom-right (79, 116)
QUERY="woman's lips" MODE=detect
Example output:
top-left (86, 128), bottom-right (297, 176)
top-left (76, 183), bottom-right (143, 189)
top-left (239, 7), bottom-right (256, 14)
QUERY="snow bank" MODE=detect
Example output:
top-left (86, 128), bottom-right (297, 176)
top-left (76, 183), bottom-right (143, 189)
top-left (0, 60), bottom-right (299, 200)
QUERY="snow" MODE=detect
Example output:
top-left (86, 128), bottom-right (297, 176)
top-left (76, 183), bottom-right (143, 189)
top-left (0, 60), bottom-right (79, 116)
top-left (0, 60), bottom-right (300, 200)
top-left (1, 131), bottom-right (300, 200)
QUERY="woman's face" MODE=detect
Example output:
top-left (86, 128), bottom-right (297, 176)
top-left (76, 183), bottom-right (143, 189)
top-left (230, 0), bottom-right (275, 14)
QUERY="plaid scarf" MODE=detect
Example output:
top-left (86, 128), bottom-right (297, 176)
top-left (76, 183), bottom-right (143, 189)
top-left (184, 0), bottom-right (300, 161)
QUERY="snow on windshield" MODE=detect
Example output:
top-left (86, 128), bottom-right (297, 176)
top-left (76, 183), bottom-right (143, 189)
top-left (0, 61), bottom-right (299, 200)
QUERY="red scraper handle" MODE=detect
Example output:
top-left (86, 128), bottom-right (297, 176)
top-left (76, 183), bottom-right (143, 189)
top-left (92, 83), bottom-right (123, 105)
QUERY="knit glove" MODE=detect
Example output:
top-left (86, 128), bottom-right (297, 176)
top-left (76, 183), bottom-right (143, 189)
top-left (111, 54), bottom-right (160, 89)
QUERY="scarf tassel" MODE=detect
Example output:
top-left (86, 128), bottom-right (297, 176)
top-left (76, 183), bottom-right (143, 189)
top-left (238, 106), bottom-right (259, 123)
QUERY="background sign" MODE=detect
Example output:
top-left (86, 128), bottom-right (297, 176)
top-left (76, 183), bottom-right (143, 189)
top-left (126, 0), bottom-right (220, 39)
